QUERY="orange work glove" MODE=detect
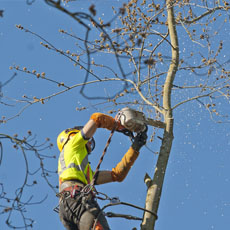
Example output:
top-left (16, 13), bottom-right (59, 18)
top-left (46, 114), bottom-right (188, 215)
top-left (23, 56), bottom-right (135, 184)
top-left (90, 113), bottom-right (124, 131)
top-left (111, 147), bottom-right (139, 182)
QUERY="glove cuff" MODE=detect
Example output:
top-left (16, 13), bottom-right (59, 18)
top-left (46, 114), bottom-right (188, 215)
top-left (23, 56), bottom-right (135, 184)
top-left (90, 112), bottom-right (126, 132)
top-left (90, 113), bottom-right (115, 130)
top-left (131, 142), bottom-right (141, 151)
top-left (111, 147), bottom-right (139, 182)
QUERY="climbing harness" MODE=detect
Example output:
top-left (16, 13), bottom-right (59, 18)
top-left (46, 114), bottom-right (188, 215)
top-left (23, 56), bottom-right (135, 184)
top-left (54, 190), bottom-right (158, 228)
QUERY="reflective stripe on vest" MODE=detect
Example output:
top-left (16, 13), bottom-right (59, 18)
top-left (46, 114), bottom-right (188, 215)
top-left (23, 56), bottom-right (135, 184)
top-left (58, 148), bottom-right (89, 178)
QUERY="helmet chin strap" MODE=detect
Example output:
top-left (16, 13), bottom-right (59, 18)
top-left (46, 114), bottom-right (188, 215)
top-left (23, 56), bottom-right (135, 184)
top-left (86, 137), bottom-right (95, 155)
top-left (86, 144), bottom-right (91, 155)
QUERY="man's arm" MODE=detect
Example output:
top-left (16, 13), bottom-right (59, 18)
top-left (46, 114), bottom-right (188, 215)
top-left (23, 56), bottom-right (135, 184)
top-left (96, 131), bottom-right (148, 184)
top-left (82, 113), bottom-right (119, 140)
top-left (82, 120), bottom-right (97, 139)
top-left (95, 146), bottom-right (139, 185)
top-left (96, 171), bottom-right (113, 185)
top-left (82, 112), bottom-right (126, 139)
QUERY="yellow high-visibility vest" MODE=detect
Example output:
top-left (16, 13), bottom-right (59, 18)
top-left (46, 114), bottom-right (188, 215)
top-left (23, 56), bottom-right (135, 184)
top-left (58, 131), bottom-right (94, 185)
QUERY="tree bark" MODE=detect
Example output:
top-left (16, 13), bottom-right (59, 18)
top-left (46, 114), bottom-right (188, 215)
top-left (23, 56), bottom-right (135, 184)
top-left (141, 1), bottom-right (179, 229)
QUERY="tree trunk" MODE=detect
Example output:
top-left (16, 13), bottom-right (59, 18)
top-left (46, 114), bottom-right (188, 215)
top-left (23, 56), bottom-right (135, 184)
top-left (141, 1), bottom-right (179, 229)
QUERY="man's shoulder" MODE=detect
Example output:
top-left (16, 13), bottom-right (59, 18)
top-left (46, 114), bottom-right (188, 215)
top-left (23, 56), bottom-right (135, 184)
top-left (68, 131), bottom-right (88, 148)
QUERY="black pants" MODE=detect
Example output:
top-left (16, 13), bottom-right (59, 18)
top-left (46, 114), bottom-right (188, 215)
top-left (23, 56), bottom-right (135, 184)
top-left (59, 193), bottom-right (110, 230)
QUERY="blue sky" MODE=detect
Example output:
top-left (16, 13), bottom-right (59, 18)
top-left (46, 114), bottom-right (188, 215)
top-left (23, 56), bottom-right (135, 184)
top-left (0, 1), bottom-right (230, 230)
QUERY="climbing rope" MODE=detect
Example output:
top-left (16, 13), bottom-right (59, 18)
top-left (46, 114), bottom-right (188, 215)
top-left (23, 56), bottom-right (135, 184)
top-left (90, 110), bottom-right (134, 188)
top-left (90, 113), bottom-right (121, 187)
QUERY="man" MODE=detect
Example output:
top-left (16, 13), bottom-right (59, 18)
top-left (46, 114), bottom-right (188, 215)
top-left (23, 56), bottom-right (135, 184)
top-left (57, 112), bottom-right (147, 230)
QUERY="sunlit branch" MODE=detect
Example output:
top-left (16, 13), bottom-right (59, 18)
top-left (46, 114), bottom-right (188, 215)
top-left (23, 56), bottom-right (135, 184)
top-left (43, 0), bottom-right (129, 96)
top-left (172, 86), bottom-right (227, 110)
top-left (127, 79), bottom-right (164, 114)
top-left (15, 25), bottom-right (102, 81)
top-left (180, 20), bottom-right (205, 47)
top-left (180, 5), bottom-right (230, 24)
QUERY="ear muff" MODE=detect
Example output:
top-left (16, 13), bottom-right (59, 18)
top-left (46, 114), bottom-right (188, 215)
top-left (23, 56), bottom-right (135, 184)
top-left (89, 137), bottom-right (95, 152)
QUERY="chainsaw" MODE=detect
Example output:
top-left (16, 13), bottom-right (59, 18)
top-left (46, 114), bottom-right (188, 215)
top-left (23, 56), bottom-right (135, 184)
top-left (117, 107), bottom-right (165, 133)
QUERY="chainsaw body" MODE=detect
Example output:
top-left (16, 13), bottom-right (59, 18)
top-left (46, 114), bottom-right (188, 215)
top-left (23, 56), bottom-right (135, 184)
top-left (118, 107), bottom-right (147, 133)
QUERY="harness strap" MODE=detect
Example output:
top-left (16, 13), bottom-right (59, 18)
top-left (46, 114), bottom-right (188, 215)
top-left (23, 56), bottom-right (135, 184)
top-left (59, 180), bottom-right (84, 192)
top-left (57, 184), bottom-right (83, 198)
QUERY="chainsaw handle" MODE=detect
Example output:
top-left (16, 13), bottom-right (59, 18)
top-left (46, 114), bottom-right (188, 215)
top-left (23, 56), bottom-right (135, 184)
top-left (117, 128), bottom-right (134, 139)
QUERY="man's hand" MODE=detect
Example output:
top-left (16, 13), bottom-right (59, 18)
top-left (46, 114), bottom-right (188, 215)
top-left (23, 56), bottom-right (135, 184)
top-left (116, 122), bottom-right (134, 137)
top-left (131, 129), bottom-right (148, 151)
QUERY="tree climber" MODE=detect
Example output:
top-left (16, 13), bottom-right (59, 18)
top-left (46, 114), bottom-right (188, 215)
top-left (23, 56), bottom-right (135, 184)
top-left (57, 111), bottom-right (147, 230)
